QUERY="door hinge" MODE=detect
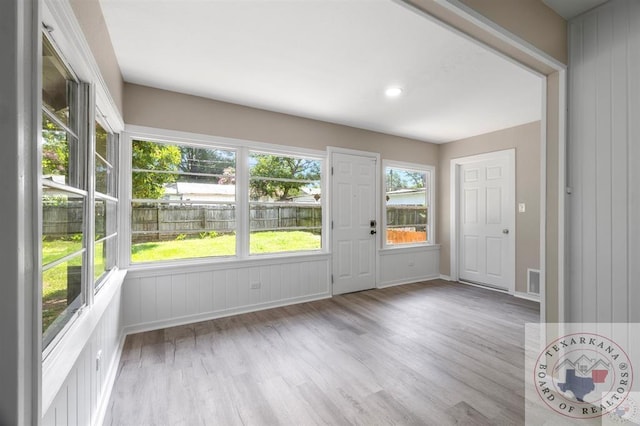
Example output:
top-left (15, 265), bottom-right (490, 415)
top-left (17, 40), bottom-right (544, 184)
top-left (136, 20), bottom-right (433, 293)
top-left (331, 166), bottom-right (334, 175)
top-left (331, 274), bottom-right (334, 284)
top-left (331, 220), bottom-right (334, 230)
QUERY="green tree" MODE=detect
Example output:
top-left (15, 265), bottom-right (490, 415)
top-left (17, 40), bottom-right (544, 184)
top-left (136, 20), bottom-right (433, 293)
top-left (42, 116), bottom-right (69, 177)
top-left (386, 169), bottom-right (425, 192)
top-left (250, 154), bottom-right (320, 201)
top-left (179, 147), bottom-right (235, 181)
top-left (132, 140), bottom-right (181, 199)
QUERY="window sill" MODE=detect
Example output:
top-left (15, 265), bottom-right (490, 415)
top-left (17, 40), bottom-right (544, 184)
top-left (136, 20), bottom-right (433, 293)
top-left (379, 244), bottom-right (440, 254)
top-left (125, 251), bottom-right (330, 279)
top-left (42, 268), bottom-right (127, 415)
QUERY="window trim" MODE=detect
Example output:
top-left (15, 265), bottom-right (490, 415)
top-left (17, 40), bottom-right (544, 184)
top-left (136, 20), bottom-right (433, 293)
top-left (41, 32), bottom-right (88, 355)
top-left (40, 0), bottom-right (126, 413)
top-left (123, 125), bottom-right (328, 268)
top-left (248, 149), bottom-right (323, 257)
top-left (382, 159), bottom-right (436, 249)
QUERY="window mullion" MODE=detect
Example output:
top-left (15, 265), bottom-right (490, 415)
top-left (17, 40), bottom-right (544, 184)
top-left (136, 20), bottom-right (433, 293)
top-left (83, 83), bottom-right (96, 306)
top-left (237, 147), bottom-right (249, 259)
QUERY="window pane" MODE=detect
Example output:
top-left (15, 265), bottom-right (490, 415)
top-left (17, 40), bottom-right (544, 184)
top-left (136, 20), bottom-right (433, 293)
top-left (42, 189), bottom-right (84, 265)
top-left (131, 202), bottom-right (236, 263)
top-left (42, 112), bottom-right (79, 187)
top-left (132, 171), bottom-right (236, 203)
top-left (42, 254), bottom-right (83, 347)
top-left (179, 146), bottom-right (236, 176)
top-left (95, 121), bottom-right (116, 196)
top-left (95, 199), bottom-right (117, 240)
top-left (95, 157), bottom-right (111, 195)
top-left (42, 37), bottom-right (76, 128)
top-left (385, 167), bottom-right (428, 245)
top-left (95, 198), bottom-right (106, 240)
top-left (131, 140), bottom-right (236, 201)
top-left (94, 236), bottom-right (116, 282)
top-left (95, 121), bottom-right (109, 160)
top-left (249, 153), bottom-right (322, 254)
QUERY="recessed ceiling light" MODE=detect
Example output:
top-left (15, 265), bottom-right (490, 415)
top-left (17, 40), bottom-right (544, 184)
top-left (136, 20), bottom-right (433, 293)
top-left (385, 87), bottom-right (403, 97)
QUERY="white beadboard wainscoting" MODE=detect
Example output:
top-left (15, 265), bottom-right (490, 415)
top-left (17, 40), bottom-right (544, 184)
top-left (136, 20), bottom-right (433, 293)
top-left (122, 254), bottom-right (331, 334)
top-left (378, 245), bottom-right (440, 288)
top-left (567, 0), bottom-right (640, 322)
top-left (42, 272), bottom-right (126, 426)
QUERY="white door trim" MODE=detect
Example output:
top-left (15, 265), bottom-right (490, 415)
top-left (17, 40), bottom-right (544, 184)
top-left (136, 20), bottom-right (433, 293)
top-left (450, 149), bottom-right (516, 294)
top-left (327, 147), bottom-right (381, 292)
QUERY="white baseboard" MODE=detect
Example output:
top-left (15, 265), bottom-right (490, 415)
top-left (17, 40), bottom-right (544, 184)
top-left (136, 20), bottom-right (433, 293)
top-left (514, 291), bottom-right (541, 303)
top-left (439, 274), bottom-right (452, 281)
top-left (93, 333), bottom-right (126, 426)
top-left (457, 279), bottom-right (510, 294)
top-left (122, 292), bottom-right (332, 336)
top-left (377, 274), bottom-right (440, 289)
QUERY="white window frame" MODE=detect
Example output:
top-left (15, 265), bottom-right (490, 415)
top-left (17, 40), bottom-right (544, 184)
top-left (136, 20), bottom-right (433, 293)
top-left (382, 160), bottom-right (435, 248)
top-left (122, 125), bottom-right (328, 268)
top-left (247, 148), bottom-right (324, 257)
top-left (93, 114), bottom-right (119, 292)
top-left (41, 0), bottom-right (125, 414)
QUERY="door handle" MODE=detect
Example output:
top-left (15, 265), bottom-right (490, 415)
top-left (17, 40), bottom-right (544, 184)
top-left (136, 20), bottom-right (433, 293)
top-left (502, 229), bottom-right (509, 234)
top-left (370, 230), bottom-right (377, 235)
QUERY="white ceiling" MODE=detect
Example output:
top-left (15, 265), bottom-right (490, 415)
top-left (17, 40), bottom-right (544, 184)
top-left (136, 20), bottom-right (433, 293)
top-left (543, 0), bottom-right (609, 20)
top-left (99, 0), bottom-right (542, 144)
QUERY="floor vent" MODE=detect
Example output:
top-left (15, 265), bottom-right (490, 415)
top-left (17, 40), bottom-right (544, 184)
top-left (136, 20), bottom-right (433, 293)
top-left (527, 268), bottom-right (540, 295)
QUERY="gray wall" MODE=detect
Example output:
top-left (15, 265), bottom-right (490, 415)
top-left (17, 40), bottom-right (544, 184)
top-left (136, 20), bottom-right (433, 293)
top-left (438, 121), bottom-right (542, 294)
top-left (567, 0), bottom-right (640, 322)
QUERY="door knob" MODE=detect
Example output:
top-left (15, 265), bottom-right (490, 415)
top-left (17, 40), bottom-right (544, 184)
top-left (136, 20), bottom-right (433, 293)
top-left (370, 230), bottom-right (377, 235)
top-left (502, 229), bottom-right (509, 234)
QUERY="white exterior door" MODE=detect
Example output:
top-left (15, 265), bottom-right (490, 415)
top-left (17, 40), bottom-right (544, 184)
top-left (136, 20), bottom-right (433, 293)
top-left (331, 152), bottom-right (377, 295)
top-left (458, 155), bottom-right (513, 291)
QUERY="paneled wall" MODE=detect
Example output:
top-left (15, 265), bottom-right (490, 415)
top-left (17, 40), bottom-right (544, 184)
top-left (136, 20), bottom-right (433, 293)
top-left (379, 246), bottom-right (440, 287)
top-left (567, 0), bottom-right (640, 322)
top-left (122, 255), bottom-right (331, 333)
top-left (42, 279), bottom-right (124, 425)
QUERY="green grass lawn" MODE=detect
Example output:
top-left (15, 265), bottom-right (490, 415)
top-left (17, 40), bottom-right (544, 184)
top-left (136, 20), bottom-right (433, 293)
top-left (42, 240), bottom-right (104, 333)
top-left (42, 231), bottom-right (320, 330)
top-left (131, 231), bottom-right (321, 262)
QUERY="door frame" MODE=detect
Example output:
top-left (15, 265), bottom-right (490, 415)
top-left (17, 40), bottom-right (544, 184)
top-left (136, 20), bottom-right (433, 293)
top-left (327, 146), bottom-right (381, 293)
top-left (450, 149), bottom-right (516, 294)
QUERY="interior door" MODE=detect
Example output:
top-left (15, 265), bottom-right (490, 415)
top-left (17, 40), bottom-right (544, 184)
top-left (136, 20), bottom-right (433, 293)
top-left (331, 152), bottom-right (377, 295)
top-left (459, 157), bottom-right (512, 290)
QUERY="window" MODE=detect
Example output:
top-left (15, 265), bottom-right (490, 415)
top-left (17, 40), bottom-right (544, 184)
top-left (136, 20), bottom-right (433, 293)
top-left (249, 152), bottom-right (322, 254)
top-left (41, 36), bottom-right (85, 348)
top-left (128, 137), bottom-right (324, 263)
top-left (40, 34), bottom-right (121, 351)
top-left (130, 139), bottom-right (237, 263)
top-left (94, 120), bottom-right (118, 290)
top-left (384, 162), bottom-right (434, 246)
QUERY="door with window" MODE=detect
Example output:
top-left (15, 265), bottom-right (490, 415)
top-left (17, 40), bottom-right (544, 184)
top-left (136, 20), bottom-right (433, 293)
top-left (458, 152), bottom-right (514, 291)
top-left (331, 152), bottom-right (377, 295)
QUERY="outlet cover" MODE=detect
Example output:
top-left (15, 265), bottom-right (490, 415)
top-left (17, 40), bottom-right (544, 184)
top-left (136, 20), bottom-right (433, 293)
top-left (518, 203), bottom-right (526, 213)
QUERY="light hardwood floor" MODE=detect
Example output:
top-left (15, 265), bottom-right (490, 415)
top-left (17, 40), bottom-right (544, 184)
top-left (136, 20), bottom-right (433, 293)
top-left (104, 280), bottom-right (539, 425)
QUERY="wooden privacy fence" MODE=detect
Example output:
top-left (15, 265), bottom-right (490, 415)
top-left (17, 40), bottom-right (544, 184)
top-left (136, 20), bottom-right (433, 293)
top-left (130, 204), bottom-right (323, 243)
top-left (43, 204), bottom-right (428, 243)
top-left (386, 205), bottom-right (428, 244)
top-left (42, 202), bottom-right (87, 238)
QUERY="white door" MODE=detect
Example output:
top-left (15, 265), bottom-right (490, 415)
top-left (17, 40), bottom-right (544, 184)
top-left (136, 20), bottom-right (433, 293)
top-left (331, 152), bottom-right (377, 295)
top-left (458, 155), bottom-right (513, 290)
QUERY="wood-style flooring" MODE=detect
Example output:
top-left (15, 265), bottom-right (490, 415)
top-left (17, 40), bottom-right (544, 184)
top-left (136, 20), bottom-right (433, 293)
top-left (104, 280), bottom-right (539, 425)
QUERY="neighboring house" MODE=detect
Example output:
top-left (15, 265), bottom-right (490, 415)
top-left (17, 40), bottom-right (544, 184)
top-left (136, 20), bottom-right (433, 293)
top-left (385, 188), bottom-right (426, 206)
top-left (162, 182), bottom-right (236, 204)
